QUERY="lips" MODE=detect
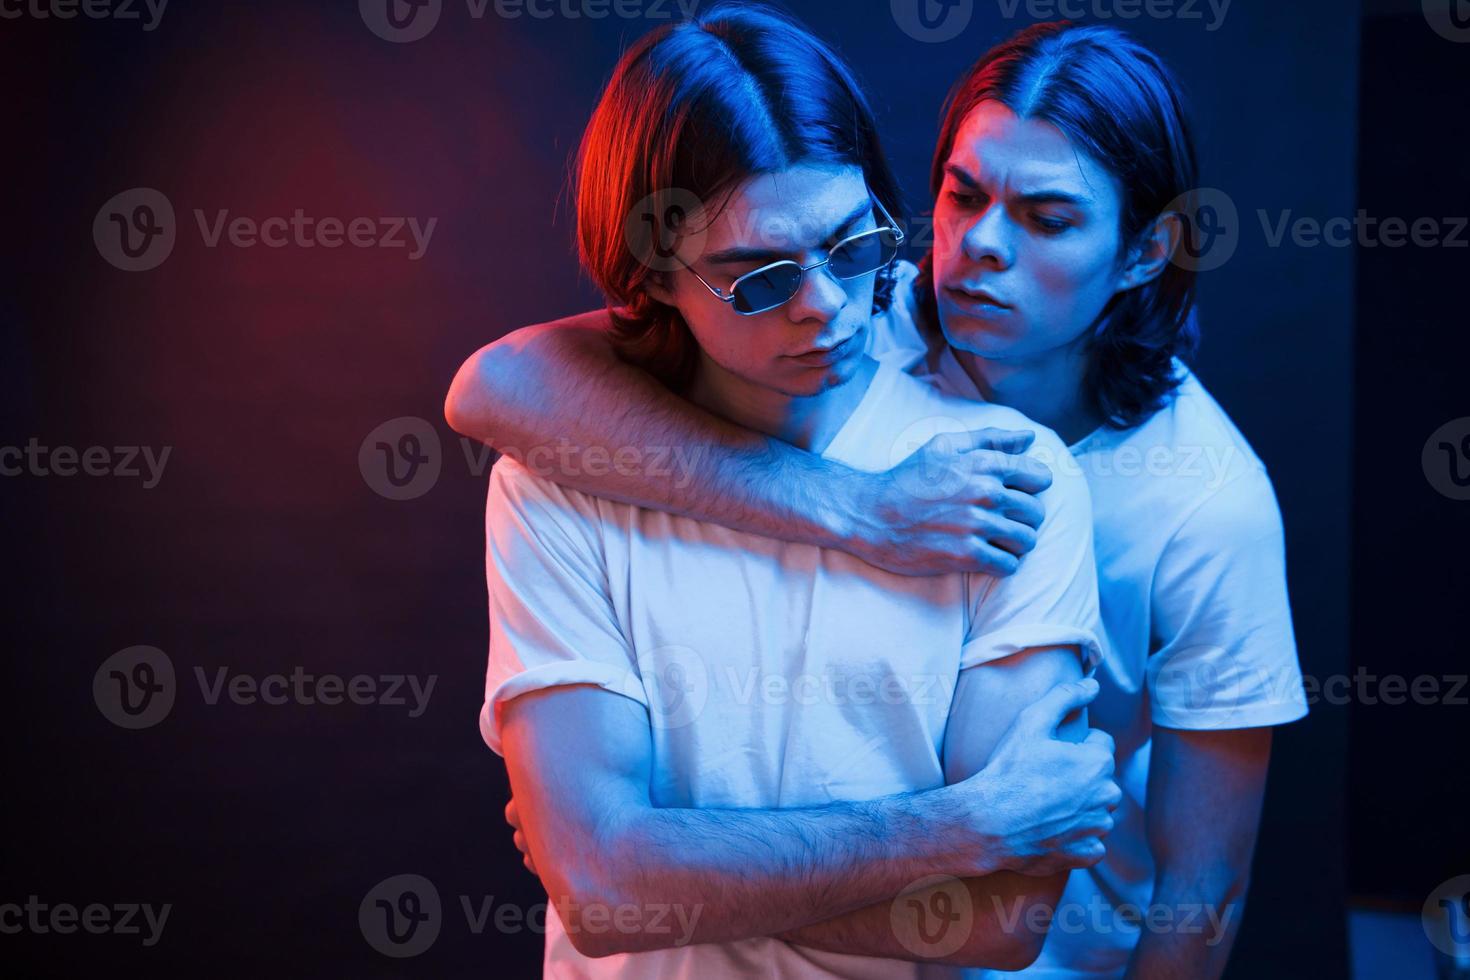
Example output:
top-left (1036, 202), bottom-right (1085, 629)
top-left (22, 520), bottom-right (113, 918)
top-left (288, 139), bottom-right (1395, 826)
top-left (946, 285), bottom-right (1011, 308)
top-left (789, 333), bottom-right (857, 363)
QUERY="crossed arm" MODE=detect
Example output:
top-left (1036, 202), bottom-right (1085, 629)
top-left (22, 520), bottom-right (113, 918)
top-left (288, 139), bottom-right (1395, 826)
top-left (499, 647), bottom-right (1111, 967)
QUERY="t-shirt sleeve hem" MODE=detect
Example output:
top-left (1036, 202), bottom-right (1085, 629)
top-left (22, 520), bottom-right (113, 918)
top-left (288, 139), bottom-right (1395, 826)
top-left (1148, 697), bottom-right (1309, 732)
top-left (959, 624), bottom-right (1104, 675)
top-left (480, 660), bottom-right (649, 756)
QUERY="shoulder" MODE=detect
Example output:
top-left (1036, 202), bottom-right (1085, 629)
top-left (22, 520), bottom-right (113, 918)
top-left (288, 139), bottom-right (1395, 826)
top-left (487, 456), bottom-right (612, 549)
top-left (899, 376), bottom-right (1092, 521)
top-left (1081, 361), bottom-right (1275, 534)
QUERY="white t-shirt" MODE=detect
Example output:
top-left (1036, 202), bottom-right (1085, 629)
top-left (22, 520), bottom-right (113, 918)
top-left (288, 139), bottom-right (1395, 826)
top-left (481, 356), bottom-right (1104, 979)
top-left (868, 262), bottom-right (1310, 979)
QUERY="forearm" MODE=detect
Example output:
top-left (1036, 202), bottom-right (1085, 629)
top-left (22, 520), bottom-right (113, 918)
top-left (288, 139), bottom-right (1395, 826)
top-left (773, 870), bottom-right (1063, 970)
top-left (1122, 868), bottom-right (1247, 980)
top-left (445, 320), bottom-right (855, 546)
top-left (587, 785), bottom-right (978, 954)
top-left (1123, 727), bottom-right (1270, 980)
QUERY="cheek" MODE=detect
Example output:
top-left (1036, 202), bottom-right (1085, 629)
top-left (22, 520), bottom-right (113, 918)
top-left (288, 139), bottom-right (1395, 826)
top-left (1021, 234), bottom-right (1121, 336)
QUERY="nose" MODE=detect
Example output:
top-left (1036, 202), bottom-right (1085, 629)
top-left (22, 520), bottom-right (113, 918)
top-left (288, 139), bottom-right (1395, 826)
top-left (960, 203), bottom-right (1014, 270)
top-left (784, 259), bottom-right (848, 325)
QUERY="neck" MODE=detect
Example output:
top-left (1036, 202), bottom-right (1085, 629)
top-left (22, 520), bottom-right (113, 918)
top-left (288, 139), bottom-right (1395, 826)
top-left (951, 339), bottom-right (1103, 446)
top-left (687, 354), bottom-right (878, 454)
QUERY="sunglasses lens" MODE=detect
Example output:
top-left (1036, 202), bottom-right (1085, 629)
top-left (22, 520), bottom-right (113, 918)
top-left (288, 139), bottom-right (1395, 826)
top-left (733, 263), bottom-right (802, 314)
top-left (829, 229), bottom-right (900, 279)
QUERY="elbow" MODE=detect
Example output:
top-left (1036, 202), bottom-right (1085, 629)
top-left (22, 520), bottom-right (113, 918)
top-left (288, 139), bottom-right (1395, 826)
top-left (551, 826), bottom-right (658, 959)
top-left (981, 930), bottom-right (1048, 972)
top-left (955, 921), bottom-right (1047, 971)
top-left (544, 868), bottom-right (630, 959)
top-left (443, 344), bottom-right (503, 441)
top-left (955, 877), bottom-right (1060, 970)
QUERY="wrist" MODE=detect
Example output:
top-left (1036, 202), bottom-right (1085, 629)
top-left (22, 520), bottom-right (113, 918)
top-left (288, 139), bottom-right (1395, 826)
top-left (911, 783), bottom-right (1003, 879)
top-left (772, 445), bottom-right (863, 549)
top-left (827, 466), bottom-right (887, 557)
top-left (953, 773), bottom-right (1013, 877)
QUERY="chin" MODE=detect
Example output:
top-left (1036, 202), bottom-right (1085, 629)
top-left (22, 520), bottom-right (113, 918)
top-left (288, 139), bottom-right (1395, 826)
top-left (937, 307), bottom-right (1029, 360)
top-left (780, 353), bottom-right (863, 397)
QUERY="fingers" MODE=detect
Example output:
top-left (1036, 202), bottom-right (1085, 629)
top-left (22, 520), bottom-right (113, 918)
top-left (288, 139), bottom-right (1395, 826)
top-left (966, 427), bottom-right (1036, 454)
top-left (993, 454), bottom-right (1054, 496)
top-left (1017, 678), bottom-right (1101, 736)
top-left (962, 540), bottom-right (1022, 578)
top-left (989, 489), bottom-right (1046, 532)
top-left (961, 450), bottom-right (1053, 498)
top-left (1082, 728), bottom-right (1116, 757)
top-left (971, 511), bottom-right (1039, 558)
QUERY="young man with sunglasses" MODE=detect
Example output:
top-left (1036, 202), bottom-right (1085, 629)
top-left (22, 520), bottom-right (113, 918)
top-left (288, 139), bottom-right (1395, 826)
top-left (471, 8), bottom-right (1121, 977)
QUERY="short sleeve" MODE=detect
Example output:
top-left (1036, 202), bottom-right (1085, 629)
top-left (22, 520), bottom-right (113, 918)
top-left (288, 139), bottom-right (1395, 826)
top-left (1148, 467), bottom-right (1309, 730)
top-left (962, 437), bottom-right (1104, 674)
top-left (478, 459), bottom-right (648, 757)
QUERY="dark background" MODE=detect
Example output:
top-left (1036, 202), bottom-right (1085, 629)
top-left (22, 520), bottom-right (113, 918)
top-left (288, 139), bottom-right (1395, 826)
top-left (1, 0), bottom-right (1463, 976)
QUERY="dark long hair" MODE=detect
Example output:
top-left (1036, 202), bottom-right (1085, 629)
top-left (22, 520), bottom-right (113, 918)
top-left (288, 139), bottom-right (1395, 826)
top-left (573, 3), bottom-right (904, 391)
top-left (916, 21), bottom-right (1200, 429)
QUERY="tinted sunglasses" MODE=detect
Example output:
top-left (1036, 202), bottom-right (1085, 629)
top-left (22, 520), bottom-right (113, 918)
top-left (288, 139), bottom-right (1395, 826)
top-left (682, 195), bottom-right (905, 316)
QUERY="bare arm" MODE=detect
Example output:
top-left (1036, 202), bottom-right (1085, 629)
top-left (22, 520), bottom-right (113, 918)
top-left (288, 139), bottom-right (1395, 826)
top-left (499, 678), bottom-right (1103, 958)
top-left (772, 646), bottom-right (1113, 970)
top-left (1122, 726), bottom-right (1272, 980)
top-left (445, 312), bottom-right (1052, 577)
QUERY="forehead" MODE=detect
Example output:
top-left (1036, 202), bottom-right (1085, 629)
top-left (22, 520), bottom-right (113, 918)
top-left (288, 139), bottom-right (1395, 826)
top-left (947, 100), bottom-right (1116, 205)
top-left (699, 164), bottom-right (869, 247)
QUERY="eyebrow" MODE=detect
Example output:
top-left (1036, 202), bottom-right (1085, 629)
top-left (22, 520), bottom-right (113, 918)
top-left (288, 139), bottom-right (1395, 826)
top-left (944, 163), bottom-right (1092, 208)
top-left (704, 198), bottom-right (874, 265)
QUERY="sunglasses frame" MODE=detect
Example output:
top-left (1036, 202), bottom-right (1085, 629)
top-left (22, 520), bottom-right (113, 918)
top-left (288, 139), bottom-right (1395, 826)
top-left (680, 194), bottom-right (906, 316)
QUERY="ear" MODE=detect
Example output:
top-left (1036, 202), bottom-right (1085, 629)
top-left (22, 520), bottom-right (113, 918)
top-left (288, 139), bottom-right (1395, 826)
top-left (1114, 211), bottom-right (1183, 293)
top-left (640, 271), bottom-right (677, 307)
